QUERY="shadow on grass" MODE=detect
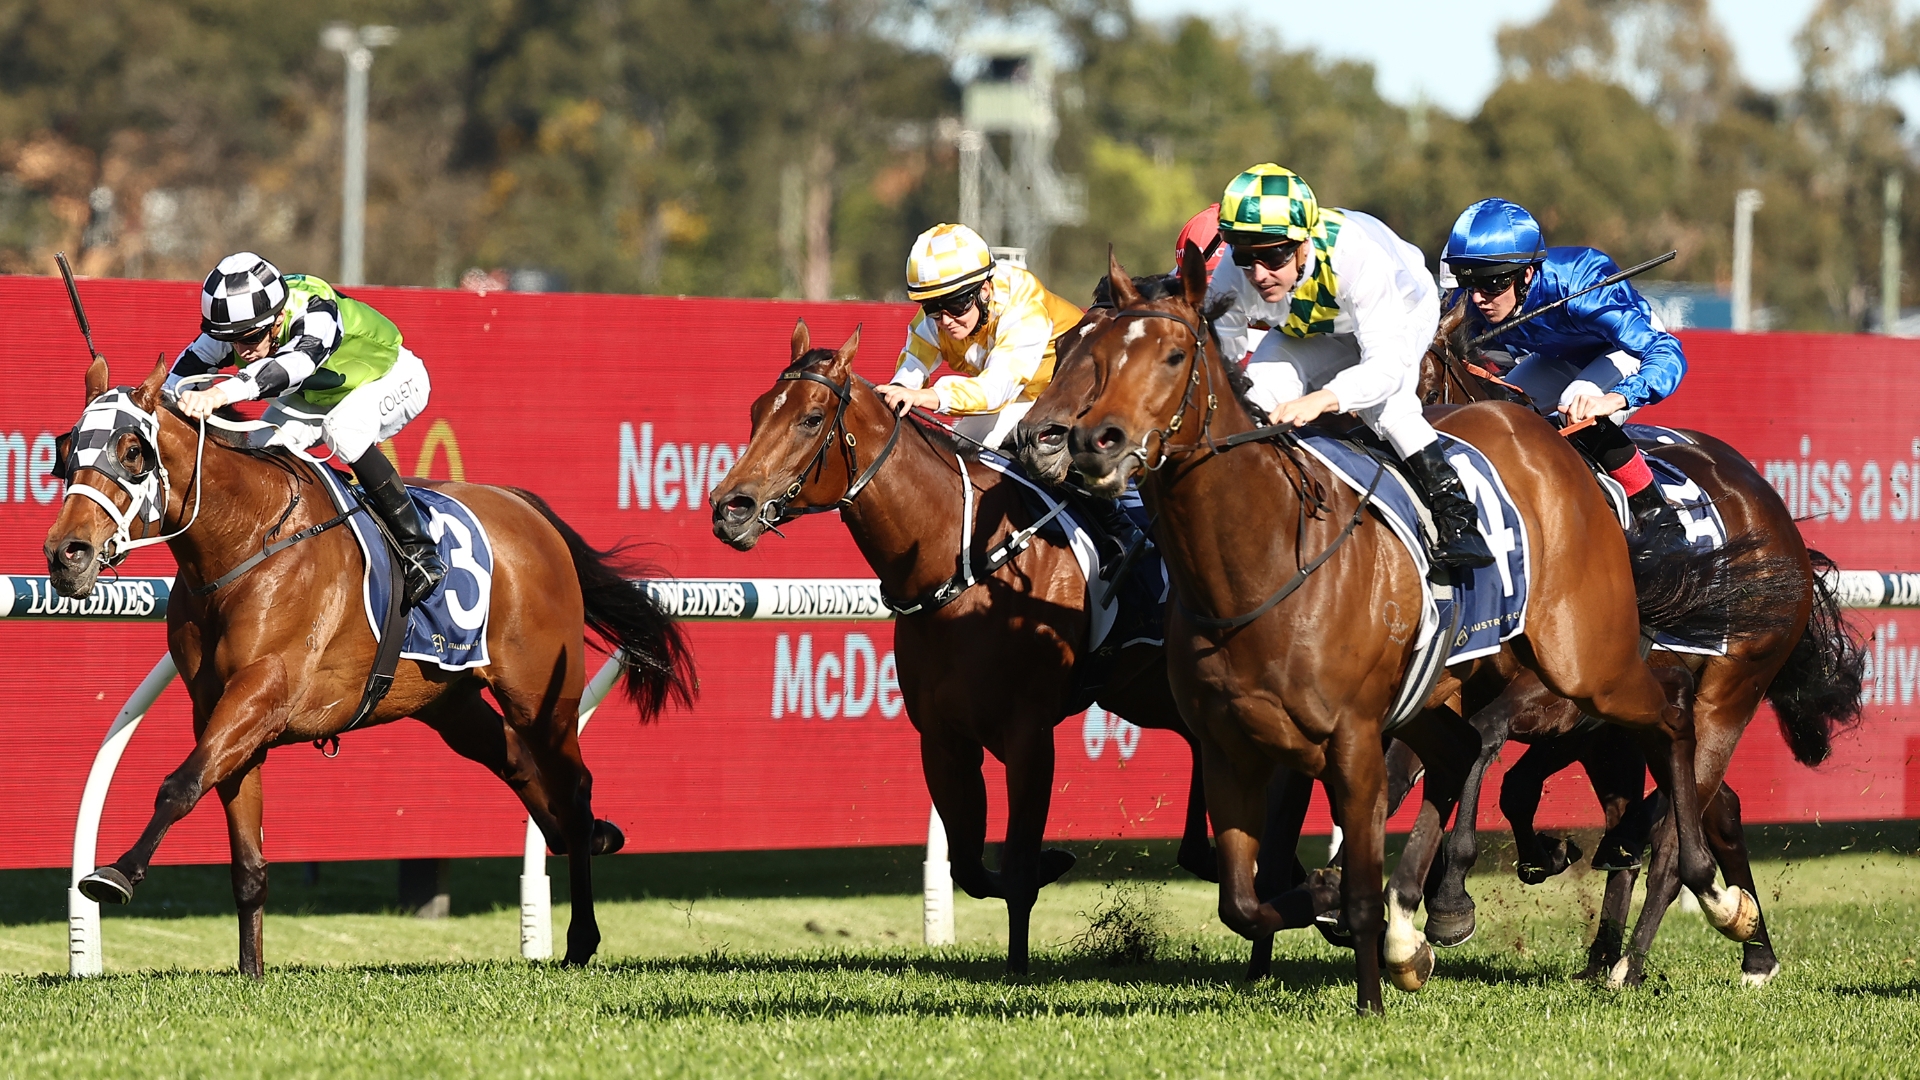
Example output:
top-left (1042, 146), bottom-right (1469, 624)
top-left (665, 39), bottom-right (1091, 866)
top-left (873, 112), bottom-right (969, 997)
top-left (5, 819), bottom-right (1911, 927)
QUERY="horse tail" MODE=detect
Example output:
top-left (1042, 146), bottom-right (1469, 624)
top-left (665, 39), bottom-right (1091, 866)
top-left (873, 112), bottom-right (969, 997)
top-left (507, 487), bottom-right (698, 721)
top-left (1631, 534), bottom-right (1803, 655)
top-left (1763, 550), bottom-right (1866, 766)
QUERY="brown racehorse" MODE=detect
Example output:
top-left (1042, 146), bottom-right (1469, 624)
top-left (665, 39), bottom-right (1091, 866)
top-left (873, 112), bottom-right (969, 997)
top-left (44, 355), bottom-right (695, 976)
top-left (1411, 327), bottom-right (1864, 986)
top-left (711, 322), bottom-right (1211, 975)
top-left (1016, 245), bottom-right (1776, 1013)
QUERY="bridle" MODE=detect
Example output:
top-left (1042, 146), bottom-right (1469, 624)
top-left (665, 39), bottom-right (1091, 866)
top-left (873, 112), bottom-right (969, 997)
top-left (58, 387), bottom-right (209, 569)
top-left (754, 367), bottom-right (903, 529)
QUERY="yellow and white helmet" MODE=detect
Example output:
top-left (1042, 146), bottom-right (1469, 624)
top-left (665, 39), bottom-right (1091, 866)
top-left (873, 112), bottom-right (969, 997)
top-left (905, 223), bottom-right (994, 302)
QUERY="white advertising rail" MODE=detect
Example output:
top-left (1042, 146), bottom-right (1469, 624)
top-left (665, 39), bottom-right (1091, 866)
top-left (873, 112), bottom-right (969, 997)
top-left (17, 568), bottom-right (1916, 975)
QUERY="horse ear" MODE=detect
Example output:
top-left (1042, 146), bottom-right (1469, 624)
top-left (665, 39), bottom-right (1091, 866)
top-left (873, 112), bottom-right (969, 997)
top-left (1107, 246), bottom-right (1141, 308)
top-left (1178, 239), bottom-right (1208, 307)
top-left (130, 353), bottom-right (167, 413)
top-left (832, 324), bottom-right (861, 371)
top-left (84, 356), bottom-right (109, 403)
top-left (791, 319), bottom-right (811, 363)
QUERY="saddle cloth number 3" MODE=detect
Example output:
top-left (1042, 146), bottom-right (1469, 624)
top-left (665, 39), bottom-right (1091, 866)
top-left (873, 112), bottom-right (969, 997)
top-left (1447, 451), bottom-right (1519, 597)
top-left (427, 506), bottom-right (491, 631)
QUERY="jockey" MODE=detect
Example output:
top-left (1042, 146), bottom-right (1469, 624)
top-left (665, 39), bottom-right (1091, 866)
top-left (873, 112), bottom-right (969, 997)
top-left (1173, 204), bottom-right (1227, 276)
top-left (878, 223), bottom-right (1084, 450)
top-left (1441, 198), bottom-right (1687, 550)
top-left (1208, 164), bottom-right (1494, 571)
top-left (168, 253), bottom-right (448, 605)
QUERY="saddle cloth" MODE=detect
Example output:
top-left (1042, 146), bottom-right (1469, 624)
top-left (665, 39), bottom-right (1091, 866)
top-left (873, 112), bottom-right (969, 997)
top-left (971, 449), bottom-right (1168, 655)
top-left (1296, 430), bottom-right (1533, 671)
top-left (311, 465), bottom-right (497, 671)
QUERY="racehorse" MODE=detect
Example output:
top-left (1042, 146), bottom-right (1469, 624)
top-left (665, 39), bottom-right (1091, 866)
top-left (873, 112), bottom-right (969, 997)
top-left (1411, 324), bottom-right (1864, 985)
top-left (44, 355), bottom-right (696, 976)
top-left (710, 322), bottom-right (1212, 975)
top-left (1016, 245), bottom-right (1787, 1013)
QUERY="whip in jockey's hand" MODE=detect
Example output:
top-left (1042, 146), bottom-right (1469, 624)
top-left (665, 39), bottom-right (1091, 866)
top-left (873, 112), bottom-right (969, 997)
top-left (1441, 198), bottom-right (1689, 556)
top-left (166, 252), bottom-right (448, 607)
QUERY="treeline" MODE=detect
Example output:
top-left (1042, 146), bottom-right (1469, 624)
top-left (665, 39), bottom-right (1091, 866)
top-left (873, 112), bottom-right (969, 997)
top-left (1, 0), bottom-right (1915, 331)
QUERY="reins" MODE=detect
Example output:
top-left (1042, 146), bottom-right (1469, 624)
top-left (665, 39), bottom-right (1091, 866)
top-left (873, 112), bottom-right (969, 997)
top-left (756, 368), bottom-right (902, 531)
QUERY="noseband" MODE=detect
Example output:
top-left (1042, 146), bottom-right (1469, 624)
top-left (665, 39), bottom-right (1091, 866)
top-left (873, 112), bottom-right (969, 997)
top-left (59, 387), bottom-right (208, 568)
top-left (755, 368), bottom-right (903, 529)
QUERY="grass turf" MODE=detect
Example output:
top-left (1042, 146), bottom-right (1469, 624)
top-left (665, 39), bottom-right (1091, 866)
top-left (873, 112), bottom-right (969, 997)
top-left (2, 824), bottom-right (1918, 1078)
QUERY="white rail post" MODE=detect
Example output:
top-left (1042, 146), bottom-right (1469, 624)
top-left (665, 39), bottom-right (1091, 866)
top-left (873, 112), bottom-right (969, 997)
top-left (1732, 188), bottom-right (1764, 333)
top-left (520, 653), bottom-right (626, 960)
top-left (922, 806), bottom-right (954, 946)
top-left (69, 653), bottom-right (178, 977)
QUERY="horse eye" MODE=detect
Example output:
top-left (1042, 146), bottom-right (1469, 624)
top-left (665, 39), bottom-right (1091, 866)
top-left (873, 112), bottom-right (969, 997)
top-left (800, 412), bottom-right (824, 430)
top-left (1166, 348), bottom-right (1186, 365)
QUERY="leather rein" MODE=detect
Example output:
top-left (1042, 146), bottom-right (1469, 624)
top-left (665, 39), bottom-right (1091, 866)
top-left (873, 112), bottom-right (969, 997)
top-left (755, 368), bottom-right (904, 531)
top-left (1097, 304), bottom-right (1383, 635)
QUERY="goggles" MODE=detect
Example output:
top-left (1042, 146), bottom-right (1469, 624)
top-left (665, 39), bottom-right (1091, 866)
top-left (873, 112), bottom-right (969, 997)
top-left (1458, 265), bottom-right (1531, 298)
top-left (207, 319), bottom-right (277, 346)
top-left (1229, 242), bottom-right (1297, 271)
top-left (921, 286), bottom-right (982, 320)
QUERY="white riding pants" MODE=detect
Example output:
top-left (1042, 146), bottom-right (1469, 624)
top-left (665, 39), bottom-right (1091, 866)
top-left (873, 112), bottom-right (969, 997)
top-left (264, 346), bottom-right (432, 464)
top-left (1502, 311), bottom-right (1663, 422)
top-left (951, 399), bottom-right (1033, 451)
top-left (1243, 332), bottom-right (1438, 458)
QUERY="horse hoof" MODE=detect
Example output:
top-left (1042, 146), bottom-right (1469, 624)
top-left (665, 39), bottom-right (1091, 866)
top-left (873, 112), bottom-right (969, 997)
top-left (78, 866), bottom-right (134, 905)
top-left (1423, 907), bottom-right (1476, 948)
top-left (1516, 863), bottom-right (1552, 886)
top-left (1606, 956), bottom-right (1633, 990)
top-left (1038, 849), bottom-right (1077, 887)
top-left (1387, 941), bottom-right (1434, 993)
top-left (1177, 844), bottom-right (1220, 884)
top-left (1571, 960), bottom-right (1612, 983)
top-left (1741, 959), bottom-right (1781, 988)
top-left (1591, 839), bottom-right (1642, 872)
top-left (591, 819), bottom-right (626, 856)
top-left (1700, 886), bottom-right (1761, 942)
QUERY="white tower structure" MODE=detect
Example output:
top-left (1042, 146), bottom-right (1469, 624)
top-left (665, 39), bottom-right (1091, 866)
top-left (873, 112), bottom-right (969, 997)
top-left (958, 38), bottom-right (1085, 273)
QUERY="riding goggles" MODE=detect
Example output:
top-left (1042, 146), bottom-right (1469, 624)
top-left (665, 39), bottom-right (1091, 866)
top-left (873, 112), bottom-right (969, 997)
top-left (1229, 242), bottom-right (1297, 271)
top-left (921, 286), bottom-right (982, 319)
top-left (1458, 266), bottom-right (1530, 298)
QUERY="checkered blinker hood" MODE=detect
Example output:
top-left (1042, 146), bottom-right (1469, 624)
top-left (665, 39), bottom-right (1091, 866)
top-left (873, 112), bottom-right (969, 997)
top-left (60, 388), bottom-right (169, 565)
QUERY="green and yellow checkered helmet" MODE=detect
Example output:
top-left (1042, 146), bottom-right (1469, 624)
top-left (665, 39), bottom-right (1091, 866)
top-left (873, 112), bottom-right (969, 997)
top-left (1218, 164), bottom-right (1320, 245)
top-left (905, 223), bottom-right (995, 302)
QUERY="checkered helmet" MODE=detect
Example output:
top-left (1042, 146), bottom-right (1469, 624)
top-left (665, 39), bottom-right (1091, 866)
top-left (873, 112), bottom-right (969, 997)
top-left (905, 224), bottom-right (994, 302)
top-left (199, 252), bottom-right (287, 340)
top-left (1218, 164), bottom-right (1319, 246)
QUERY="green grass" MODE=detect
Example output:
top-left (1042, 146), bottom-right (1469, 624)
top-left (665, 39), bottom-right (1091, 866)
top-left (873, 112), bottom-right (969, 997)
top-left (3, 825), bottom-right (1919, 1078)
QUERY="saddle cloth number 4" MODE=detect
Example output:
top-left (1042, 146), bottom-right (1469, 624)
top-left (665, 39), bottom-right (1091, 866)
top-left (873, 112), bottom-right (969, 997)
top-left (1447, 450), bottom-right (1519, 597)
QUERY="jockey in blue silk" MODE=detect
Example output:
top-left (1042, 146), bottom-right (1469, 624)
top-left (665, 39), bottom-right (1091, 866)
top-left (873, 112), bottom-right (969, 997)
top-left (1441, 198), bottom-right (1687, 551)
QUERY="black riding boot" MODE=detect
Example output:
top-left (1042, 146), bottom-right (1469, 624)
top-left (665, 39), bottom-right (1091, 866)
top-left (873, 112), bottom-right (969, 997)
top-left (353, 448), bottom-right (447, 607)
top-left (1402, 442), bottom-right (1495, 571)
top-left (1084, 496), bottom-right (1146, 579)
top-left (1626, 483), bottom-right (1688, 558)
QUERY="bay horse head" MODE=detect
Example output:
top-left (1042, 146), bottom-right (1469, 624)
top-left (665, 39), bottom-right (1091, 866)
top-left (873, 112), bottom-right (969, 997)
top-left (710, 319), bottom-right (866, 550)
top-left (1019, 242), bottom-right (1216, 499)
top-left (44, 354), bottom-right (184, 597)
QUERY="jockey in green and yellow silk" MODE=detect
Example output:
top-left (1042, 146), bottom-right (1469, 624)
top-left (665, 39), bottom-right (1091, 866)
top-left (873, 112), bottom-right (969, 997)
top-left (1207, 164), bottom-right (1493, 571)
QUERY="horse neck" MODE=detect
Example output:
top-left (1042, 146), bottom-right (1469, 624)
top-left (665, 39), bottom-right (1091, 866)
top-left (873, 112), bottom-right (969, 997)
top-left (831, 384), bottom-right (977, 600)
top-left (153, 413), bottom-right (312, 585)
top-left (1143, 353), bottom-right (1334, 611)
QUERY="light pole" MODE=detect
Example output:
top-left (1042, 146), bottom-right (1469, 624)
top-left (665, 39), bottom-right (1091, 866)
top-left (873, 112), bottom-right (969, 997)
top-left (321, 23), bottom-right (397, 286)
top-left (1732, 188), bottom-right (1763, 333)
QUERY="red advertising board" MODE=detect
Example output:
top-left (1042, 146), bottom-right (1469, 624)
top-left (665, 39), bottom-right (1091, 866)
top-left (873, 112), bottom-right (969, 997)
top-left (0, 279), bottom-right (1913, 870)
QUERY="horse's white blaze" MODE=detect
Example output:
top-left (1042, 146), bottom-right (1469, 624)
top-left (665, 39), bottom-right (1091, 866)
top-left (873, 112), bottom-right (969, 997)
top-left (1122, 321), bottom-right (1147, 345)
top-left (771, 388), bottom-right (790, 411)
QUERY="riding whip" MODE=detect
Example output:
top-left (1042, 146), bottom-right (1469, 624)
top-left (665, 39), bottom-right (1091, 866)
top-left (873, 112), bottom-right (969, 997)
top-left (1467, 250), bottom-right (1678, 349)
top-left (55, 252), bottom-right (106, 365)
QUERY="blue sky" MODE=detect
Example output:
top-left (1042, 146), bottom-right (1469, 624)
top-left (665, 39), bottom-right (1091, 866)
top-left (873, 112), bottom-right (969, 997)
top-left (1129, 0), bottom-right (1851, 116)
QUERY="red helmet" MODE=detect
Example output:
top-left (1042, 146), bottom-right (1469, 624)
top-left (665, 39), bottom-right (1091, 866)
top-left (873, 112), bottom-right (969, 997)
top-left (1175, 203), bottom-right (1224, 274)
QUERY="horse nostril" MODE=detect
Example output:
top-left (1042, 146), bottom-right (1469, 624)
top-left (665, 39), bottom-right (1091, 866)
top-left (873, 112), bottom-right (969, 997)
top-left (718, 494), bottom-right (755, 524)
top-left (1094, 426), bottom-right (1126, 452)
top-left (62, 541), bottom-right (93, 566)
top-left (1036, 425), bottom-right (1066, 449)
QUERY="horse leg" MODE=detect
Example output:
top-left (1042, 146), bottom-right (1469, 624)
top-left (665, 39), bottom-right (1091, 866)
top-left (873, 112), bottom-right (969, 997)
top-left (1572, 730), bottom-right (1646, 981)
top-left (996, 717), bottom-right (1063, 976)
top-left (1498, 736), bottom-right (1589, 885)
top-left (216, 756), bottom-right (269, 979)
top-left (1246, 765), bottom-right (1315, 980)
top-left (1611, 788), bottom-right (1681, 989)
top-left (1380, 711), bottom-right (1475, 992)
top-left (1425, 689), bottom-right (1515, 948)
top-left (1704, 784), bottom-right (1781, 986)
top-left (487, 655), bottom-right (598, 966)
top-left (920, 734), bottom-right (993, 906)
top-left (1324, 728), bottom-right (1389, 1015)
top-left (82, 660), bottom-right (288, 905)
top-left (1175, 728), bottom-right (1218, 883)
top-left (417, 684), bottom-right (578, 854)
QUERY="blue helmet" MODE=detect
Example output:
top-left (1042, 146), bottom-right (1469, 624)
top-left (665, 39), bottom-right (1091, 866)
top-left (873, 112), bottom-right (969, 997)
top-left (1444, 199), bottom-right (1546, 283)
